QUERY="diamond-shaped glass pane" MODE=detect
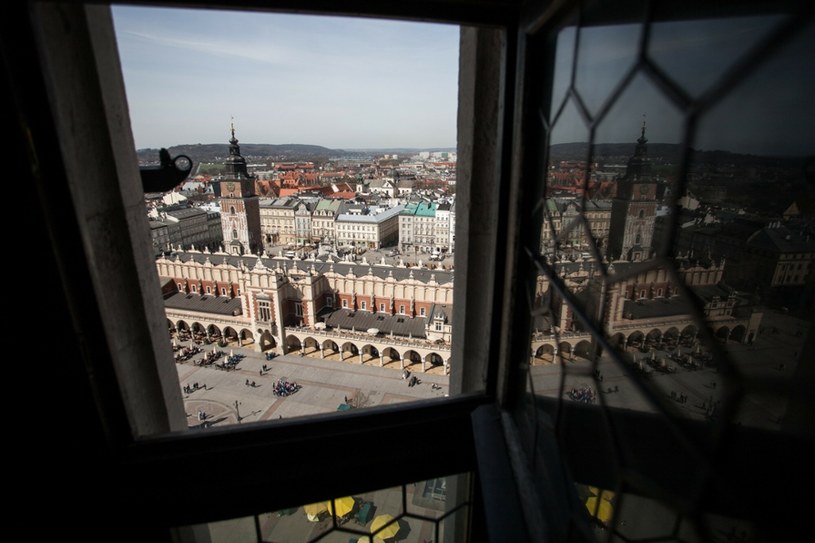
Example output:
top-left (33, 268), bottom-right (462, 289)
top-left (549, 96), bottom-right (590, 156)
top-left (549, 24), bottom-right (577, 117)
top-left (353, 485), bottom-right (404, 528)
top-left (406, 473), bottom-right (469, 519)
top-left (648, 15), bottom-right (787, 99)
top-left (594, 71), bottom-right (684, 263)
top-left (574, 20), bottom-right (643, 117)
top-left (695, 20), bottom-right (814, 159)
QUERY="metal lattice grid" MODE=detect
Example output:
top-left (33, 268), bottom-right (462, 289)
top-left (520, 1), bottom-right (814, 541)
top-left (185, 472), bottom-right (472, 543)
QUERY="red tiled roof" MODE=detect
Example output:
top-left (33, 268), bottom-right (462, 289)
top-left (327, 191), bottom-right (356, 200)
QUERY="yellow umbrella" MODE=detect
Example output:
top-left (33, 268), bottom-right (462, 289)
top-left (371, 514), bottom-right (400, 539)
top-left (303, 502), bottom-right (328, 522)
top-left (588, 486), bottom-right (615, 502)
top-left (326, 496), bottom-right (356, 518)
top-left (356, 537), bottom-right (386, 543)
top-left (585, 496), bottom-right (613, 524)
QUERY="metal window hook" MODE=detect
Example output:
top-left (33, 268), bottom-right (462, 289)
top-left (139, 148), bottom-right (193, 193)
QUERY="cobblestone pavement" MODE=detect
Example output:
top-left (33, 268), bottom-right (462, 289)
top-left (530, 309), bottom-right (808, 430)
top-left (176, 342), bottom-right (450, 429)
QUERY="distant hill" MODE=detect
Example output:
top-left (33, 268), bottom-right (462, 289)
top-left (136, 143), bottom-right (341, 165)
top-left (342, 147), bottom-right (457, 155)
top-left (549, 142), bottom-right (807, 167)
top-left (550, 142), bottom-right (683, 162)
top-left (136, 144), bottom-right (459, 167)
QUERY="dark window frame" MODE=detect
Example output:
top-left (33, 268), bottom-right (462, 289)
top-left (9, 0), bottom-right (517, 539)
top-left (10, 1), bottom-right (813, 541)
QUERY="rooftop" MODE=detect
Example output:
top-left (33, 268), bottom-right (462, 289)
top-left (161, 251), bottom-right (454, 286)
top-left (164, 291), bottom-right (243, 316)
top-left (322, 309), bottom-right (428, 338)
top-left (623, 296), bottom-right (696, 320)
top-left (337, 205), bottom-right (405, 223)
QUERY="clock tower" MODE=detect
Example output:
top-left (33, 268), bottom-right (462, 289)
top-left (218, 124), bottom-right (262, 255)
top-left (607, 121), bottom-right (658, 262)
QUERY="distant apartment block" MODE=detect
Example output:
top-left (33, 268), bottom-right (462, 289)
top-left (260, 196), bottom-right (300, 246)
top-left (336, 205), bottom-right (404, 250)
top-left (399, 201), bottom-right (454, 253)
top-left (148, 206), bottom-right (222, 255)
top-left (540, 198), bottom-right (612, 254)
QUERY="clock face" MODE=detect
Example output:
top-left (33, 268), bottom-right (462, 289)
top-left (226, 181), bottom-right (236, 193)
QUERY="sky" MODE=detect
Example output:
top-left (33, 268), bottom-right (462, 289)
top-left (113, 6), bottom-right (813, 157)
top-left (547, 15), bottom-right (814, 157)
top-left (111, 6), bottom-right (459, 150)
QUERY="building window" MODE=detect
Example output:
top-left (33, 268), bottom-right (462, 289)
top-left (221, 287), bottom-right (227, 296)
top-left (342, 299), bottom-right (348, 309)
top-left (206, 286), bottom-right (211, 294)
top-left (380, 303), bottom-right (386, 312)
top-left (232, 229), bottom-right (238, 239)
top-left (420, 307), bottom-right (426, 317)
top-left (361, 301), bottom-right (367, 310)
top-left (230, 206), bottom-right (236, 215)
top-left (399, 304), bottom-right (406, 315)
top-left (295, 303), bottom-right (303, 317)
top-left (191, 284), bottom-right (197, 293)
top-left (258, 300), bottom-right (271, 322)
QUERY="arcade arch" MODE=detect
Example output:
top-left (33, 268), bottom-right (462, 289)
top-left (259, 331), bottom-right (276, 352)
top-left (574, 340), bottom-right (592, 359)
top-left (382, 347), bottom-right (401, 368)
top-left (303, 337), bottom-right (320, 355)
top-left (285, 335), bottom-right (302, 352)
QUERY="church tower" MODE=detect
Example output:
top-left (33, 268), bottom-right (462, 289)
top-left (607, 120), bottom-right (658, 262)
top-left (218, 124), bottom-right (262, 255)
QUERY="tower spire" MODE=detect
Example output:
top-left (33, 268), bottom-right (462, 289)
top-left (224, 120), bottom-right (252, 179)
top-left (229, 117), bottom-right (240, 155)
top-left (634, 114), bottom-right (648, 158)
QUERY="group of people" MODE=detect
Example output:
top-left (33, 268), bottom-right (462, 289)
top-left (670, 390), bottom-right (689, 404)
top-left (272, 378), bottom-right (301, 397)
top-left (568, 385), bottom-right (596, 403)
top-left (184, 382), bottom-right (206, 394)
